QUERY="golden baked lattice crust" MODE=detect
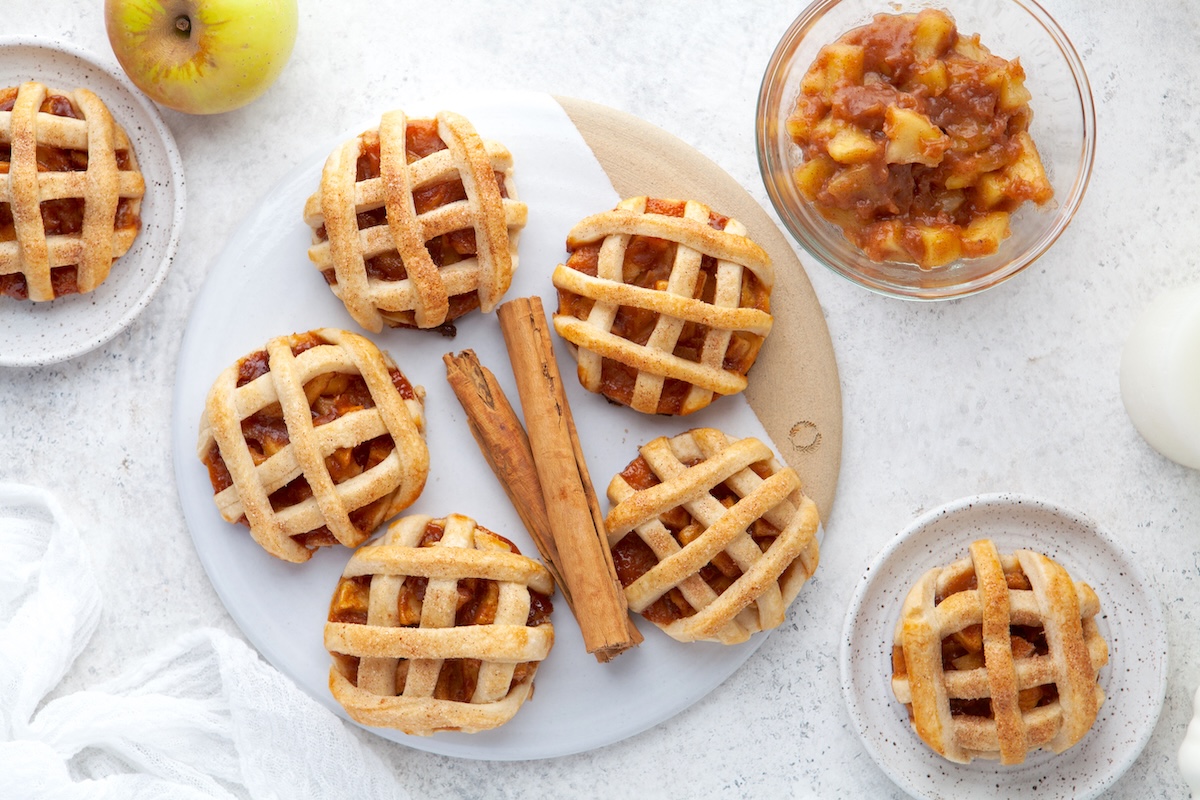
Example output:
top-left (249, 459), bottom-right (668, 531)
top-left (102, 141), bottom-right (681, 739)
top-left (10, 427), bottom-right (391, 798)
top-left (552, 196), bottom-right (774, 416)
top-left (325, 514), bottom-right (555, 735)
top-left (303, 109), bottom-right (527, 334)
top-left (197, 328), bottom-right (428, 563)
top-left (0, 81), bottom-right (144, 301)
top-left (890, 539), bottom-right (1109, 764)
top-left (605, 427), bottom-right (819, 644)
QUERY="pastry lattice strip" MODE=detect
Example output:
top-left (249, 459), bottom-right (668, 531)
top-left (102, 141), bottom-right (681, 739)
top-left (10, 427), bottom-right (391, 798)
top-left (891, 540), bottom-right (1109, 764)
top-left (199, 329), bottom-right (427, 562)
top-left (553, 197), bottom-right (774, 414)
top-left (0, 82), bottom-right (144, 300)
top-left (326, 514), bottom-right (554, 734)
top-left (304, 110), bottom-right (527, 332)
top-left (606, 428), bottom-right (819, 644)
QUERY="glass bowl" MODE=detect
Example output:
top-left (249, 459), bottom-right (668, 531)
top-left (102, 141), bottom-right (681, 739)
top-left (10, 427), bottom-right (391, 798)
top-left (756, 0), bottom-right (1095, 300)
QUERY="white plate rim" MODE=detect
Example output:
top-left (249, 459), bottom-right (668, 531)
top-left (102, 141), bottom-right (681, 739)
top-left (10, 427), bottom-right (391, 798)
top-left (0, 34), bottom-right (186, 367)
top-left (838, 492), bottom-right (1167, 800)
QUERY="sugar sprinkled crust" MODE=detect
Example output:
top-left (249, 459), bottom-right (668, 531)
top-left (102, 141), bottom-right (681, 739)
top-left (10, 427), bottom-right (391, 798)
top-left (0, 81), bottom-right (145, 301)
top-left (605, 427), bottom-right (819, 644)
top-left (303, 109), bottom-right (527, 334)
top-left (553, 196), bottom-right (773, 416)
top-left (890, 539), bottom-right (1109, 764)
top-left (197, 328), bottom-right (428, 563)
top-left (325, 513), bottom-right (555, 735)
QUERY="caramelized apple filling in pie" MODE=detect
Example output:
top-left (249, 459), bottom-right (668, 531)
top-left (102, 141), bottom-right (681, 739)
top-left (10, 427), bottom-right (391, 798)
top-left (553, 197), bottom-right (774, 415)
top-left (315, 122), bottom-right (512, 328)
top-left (325, 513), bottom-right (555, 735)
top-left (304, 110), bottom-right (526, 334)
top-left (202, 332), bottom-right (417, 550)
top-left (612, 452), bottom-right (783, 625)
top-left (893, 567), bottom-right (1057, 719)
top-left (198, 329), bottom-right (428, 563)
top-left (605, 428), bottom-right (819, 644)
top-left (0, 82), bottom-right (144, 300)
top-left (890, 540), bottom-right (1108, 764)
top-left (327, 518), bottom-right (553, 706)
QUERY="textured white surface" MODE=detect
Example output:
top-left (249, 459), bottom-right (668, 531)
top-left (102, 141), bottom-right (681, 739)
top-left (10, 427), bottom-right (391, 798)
top-left (2, 1), bottom-right (1198, 797)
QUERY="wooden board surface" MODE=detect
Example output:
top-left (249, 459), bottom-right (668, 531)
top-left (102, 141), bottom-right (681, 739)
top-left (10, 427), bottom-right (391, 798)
top-left (556, 96), bottom-right (843, 524)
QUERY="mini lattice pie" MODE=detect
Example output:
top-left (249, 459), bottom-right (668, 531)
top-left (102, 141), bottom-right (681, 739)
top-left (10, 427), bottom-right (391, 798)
top-left (198, 329), bottom-right (429, 563)
top-left (552, 196), bottom-right (774, 415)
top-left (303, 109), bottom-right (527, 334)
top-left (604, 427), bottom-right (819, 644)
top-left (0, 81), bottom-right (145, 301)
top-left (890, 539), bottom-right (1109, 764)
top-left (325, 513), bottom-right (555, 735)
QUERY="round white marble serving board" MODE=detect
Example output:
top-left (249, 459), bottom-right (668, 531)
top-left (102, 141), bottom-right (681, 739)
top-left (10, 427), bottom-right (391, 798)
top-left (172, 90), bottom-right (835, 761)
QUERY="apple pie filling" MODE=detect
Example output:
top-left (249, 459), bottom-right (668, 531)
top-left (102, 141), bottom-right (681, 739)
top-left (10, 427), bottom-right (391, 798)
top-left (610, 452), bottom-right (786, 624)
top-left (327, 520), bottom-right (553, 702)
top-left (201, 331), bottom-right (417, 549)
top-left (0, 87), bottom-right (141, 300)
top-left (556, 198), bottom-right (771, 415)
top-left (786, 10), bottom-right (1053, 268)
top-left (313, 119), bottom-right (511, 332)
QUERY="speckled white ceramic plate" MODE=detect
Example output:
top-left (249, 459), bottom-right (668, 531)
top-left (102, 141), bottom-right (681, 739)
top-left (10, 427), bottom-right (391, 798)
top-left (840, 493), bottom-right (1166, 800)
top-left (0, 36), bottom-right (185, 367)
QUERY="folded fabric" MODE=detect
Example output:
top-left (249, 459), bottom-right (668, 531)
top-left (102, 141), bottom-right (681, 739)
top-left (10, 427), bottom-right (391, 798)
top-left (0, 483), bottom-right (409, 800)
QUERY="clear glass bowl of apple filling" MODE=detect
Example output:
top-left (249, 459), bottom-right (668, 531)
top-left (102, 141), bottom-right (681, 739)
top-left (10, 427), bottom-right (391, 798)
top-left (756, 0), bottom-right (1095, 299)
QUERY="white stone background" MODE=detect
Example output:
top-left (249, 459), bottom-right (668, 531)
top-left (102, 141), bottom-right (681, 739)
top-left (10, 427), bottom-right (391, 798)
top-left (4, 1), bottom-right (1199, 797)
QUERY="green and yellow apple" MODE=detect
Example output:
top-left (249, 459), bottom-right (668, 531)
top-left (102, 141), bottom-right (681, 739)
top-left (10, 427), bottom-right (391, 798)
top-left (104, 0), bottom-right (299, 115)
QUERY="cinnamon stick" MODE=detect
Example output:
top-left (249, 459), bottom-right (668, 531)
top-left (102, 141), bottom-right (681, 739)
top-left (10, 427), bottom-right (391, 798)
top-left (442, 350), bottom-right (571, 608)
top-left (497, 296), bottom-right (642, 661)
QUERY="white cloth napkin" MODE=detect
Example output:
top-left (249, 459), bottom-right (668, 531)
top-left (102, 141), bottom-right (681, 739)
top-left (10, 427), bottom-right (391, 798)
top-left (0, 483), bottom-right (409, 800)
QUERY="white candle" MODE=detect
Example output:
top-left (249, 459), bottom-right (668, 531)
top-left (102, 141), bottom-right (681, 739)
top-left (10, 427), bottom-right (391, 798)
top-left (1120, 283), bottom-right (1200, 469)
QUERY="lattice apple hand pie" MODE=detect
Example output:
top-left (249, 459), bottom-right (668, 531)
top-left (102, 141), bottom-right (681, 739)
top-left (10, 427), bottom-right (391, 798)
top-left (197, 329), bottom-right (429, 563)
top-left (0, 81), bottom-right (145, 301)
top-left (552, 196), bottom-right (774, 415)
top-left (303, 109), bottom-right (527, 335)
top-left (604, 428), bottom-right (819, 644)
top-left (890, 539), bottom-right (1109, 765)
top-left (325, 513), bottom-right (555, 735)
